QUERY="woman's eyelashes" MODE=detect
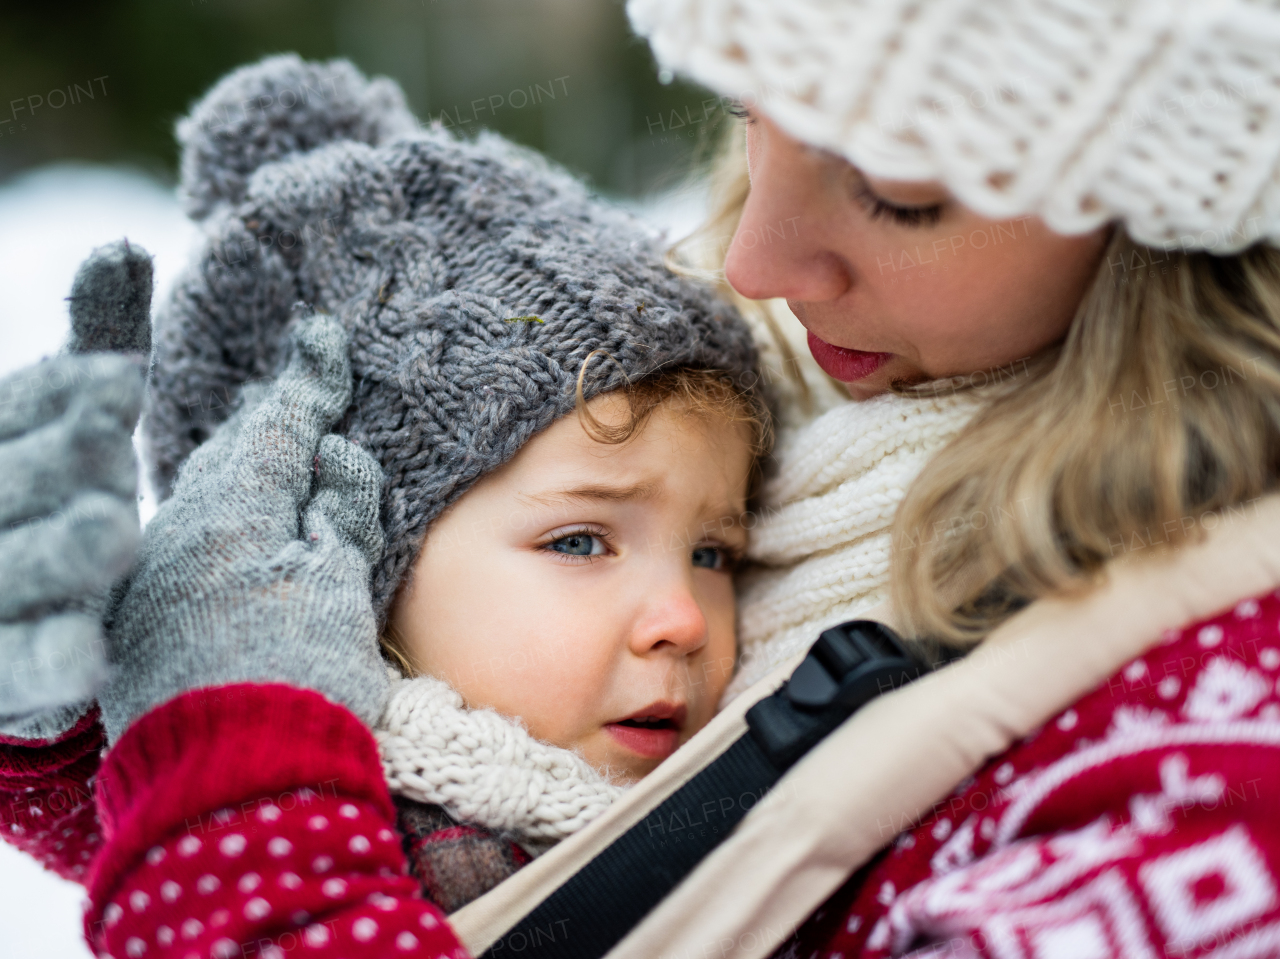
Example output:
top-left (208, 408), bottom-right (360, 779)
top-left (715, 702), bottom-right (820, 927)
top-left (852, 181), bottom-right (944, 228)
top-left (726, 99), bottom-right (755, 124)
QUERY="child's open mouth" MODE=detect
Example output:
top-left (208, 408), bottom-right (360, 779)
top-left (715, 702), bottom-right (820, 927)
top-left (605, 703), bottom-right (687, 760)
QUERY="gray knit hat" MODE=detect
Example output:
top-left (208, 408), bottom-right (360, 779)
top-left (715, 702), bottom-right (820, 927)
top-left (144, 55), bottom-right (763, 622)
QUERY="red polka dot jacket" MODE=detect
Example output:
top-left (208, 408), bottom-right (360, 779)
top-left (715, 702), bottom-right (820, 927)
top-left (5, 588), bottom-right (1280, 959)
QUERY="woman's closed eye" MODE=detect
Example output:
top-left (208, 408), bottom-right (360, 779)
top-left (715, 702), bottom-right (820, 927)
top-left (726, 99), bottom-right (755, 124)
top-left (853, 181), bottom-right (944, 228)
top-left (846, 167), bottom-right (945, 228)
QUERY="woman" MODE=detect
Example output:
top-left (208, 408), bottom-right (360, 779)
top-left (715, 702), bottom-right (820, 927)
top-left (618, 1), bottom-right (1280, 956)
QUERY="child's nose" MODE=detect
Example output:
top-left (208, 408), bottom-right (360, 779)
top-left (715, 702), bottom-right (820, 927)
top-left (629, 580), bottom-right (709, 658)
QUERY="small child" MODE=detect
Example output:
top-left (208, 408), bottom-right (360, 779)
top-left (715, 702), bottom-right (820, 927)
top-left (374, 363), bottom-right (766, 909)
top-left (140, 55), bottom-right (771, 911)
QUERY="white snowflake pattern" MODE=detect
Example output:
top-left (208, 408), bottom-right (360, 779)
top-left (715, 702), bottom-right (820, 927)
top-left (885, 822), bottom-right (1142, 955)
top-left (931, 816), bottom-right (979, 878)
top-left (1183, 658), bottom-right (1270, 722)
top-left (1107, 705), bottom-right (1172, 737)
top-left (866, 917), bottom-right (892, 950)
top-left (1139, 825), bottom-right (1277, 950)
top-left (1128, 754), bottom-right (1224, 834)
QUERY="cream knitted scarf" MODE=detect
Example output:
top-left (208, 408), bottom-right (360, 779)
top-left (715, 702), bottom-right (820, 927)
top-left (727, 389), bottom-right (983, 702)
top-left (375, 673), bottom-right (626, 854)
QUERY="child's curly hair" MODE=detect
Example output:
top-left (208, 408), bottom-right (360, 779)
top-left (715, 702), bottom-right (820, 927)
top-left (573, 357), bottom-right (772, 459)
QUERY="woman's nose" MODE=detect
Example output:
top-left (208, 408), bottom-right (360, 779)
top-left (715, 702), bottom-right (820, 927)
top-left (629, 576), bottom-right (710, 658)
top-left (724, 129), bottom-right (852, 304)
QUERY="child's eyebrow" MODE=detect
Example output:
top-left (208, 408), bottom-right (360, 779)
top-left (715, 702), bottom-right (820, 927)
top-left (518, 481), bottom-right (662, 508)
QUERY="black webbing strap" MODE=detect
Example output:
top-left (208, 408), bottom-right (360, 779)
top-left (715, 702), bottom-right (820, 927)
top-left (481, 620), bottom-right (936, 959)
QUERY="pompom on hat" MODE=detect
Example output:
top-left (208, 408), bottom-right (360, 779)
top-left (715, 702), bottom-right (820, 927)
top-left (144, 54), bottom-right (763, 623)
top-left (628, 0), bottom-right (1280, 253)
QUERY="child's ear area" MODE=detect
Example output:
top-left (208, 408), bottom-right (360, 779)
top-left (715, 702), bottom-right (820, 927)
top-left (379, 623), bottom-right (420, 678)
top-left (380, 583), bottom-right (422, 678)
top-left (381, 536), bottom-right (441, 679)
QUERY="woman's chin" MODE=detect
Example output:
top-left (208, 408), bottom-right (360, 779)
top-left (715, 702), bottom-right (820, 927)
top-left (840, 375), bottom-right (892, 400)
top-left (834, 361), bottom-right (911, 399)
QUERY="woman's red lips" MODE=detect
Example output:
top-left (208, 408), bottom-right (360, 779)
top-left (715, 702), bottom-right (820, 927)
top-left (806, 331), bottom-right (893, 382)
top-left (605, 702), bottom-right (687, 760)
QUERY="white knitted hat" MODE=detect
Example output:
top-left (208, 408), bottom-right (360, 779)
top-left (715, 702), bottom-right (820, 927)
top-left (628, 0), bottom-right (1280, 253)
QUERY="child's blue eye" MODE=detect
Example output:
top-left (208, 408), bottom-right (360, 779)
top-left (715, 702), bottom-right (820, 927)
top-left (547, 533), bottom-right (605, 556)
top-left (692, 546), bottom-right (728, 570)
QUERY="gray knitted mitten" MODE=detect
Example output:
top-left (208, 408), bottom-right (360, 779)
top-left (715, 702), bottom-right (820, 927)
top-left (0, 240), bottom-right (152, 739)
top-left (98, 313), bottom-right (388, 744)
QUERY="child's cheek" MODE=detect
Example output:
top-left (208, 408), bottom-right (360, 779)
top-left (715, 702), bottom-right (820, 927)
top-left (692, 576), bottom-right (739, 705)
top-left (461, 590), bottom-right (614, 751)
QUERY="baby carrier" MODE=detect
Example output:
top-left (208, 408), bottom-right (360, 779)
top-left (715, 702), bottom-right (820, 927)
top-left (447, 500), bottom-right (1280, 959)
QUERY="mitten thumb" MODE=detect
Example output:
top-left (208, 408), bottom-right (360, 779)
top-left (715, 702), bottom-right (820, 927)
top-left (67, 239), bottom-right (153, 357)
top-left (303, 434), bottom-right (385, 581)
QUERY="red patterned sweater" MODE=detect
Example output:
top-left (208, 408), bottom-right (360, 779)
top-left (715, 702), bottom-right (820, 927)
top-left (2, 686), bottom-right (466, 959)
top-left (5, 588), bottom-right (1280, 959)
top-left (779, 588), bottom-right (1280, 959)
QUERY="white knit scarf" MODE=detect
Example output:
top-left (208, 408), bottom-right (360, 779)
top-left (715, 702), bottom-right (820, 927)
top-left (375, 673), bottom-right (626, 854)
top-left (727, 389), bottom-right (982, 702)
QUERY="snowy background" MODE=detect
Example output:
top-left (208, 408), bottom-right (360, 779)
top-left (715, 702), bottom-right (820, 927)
top-left (0, 163), bottom-right (200, 959)
top-left (0, 161), bottom-right (701, 957)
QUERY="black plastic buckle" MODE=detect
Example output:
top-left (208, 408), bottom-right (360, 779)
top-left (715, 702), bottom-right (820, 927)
top-left (745, 620), bottom-right (930, 772)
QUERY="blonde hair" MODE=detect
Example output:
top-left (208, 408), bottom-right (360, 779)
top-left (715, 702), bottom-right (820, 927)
top-left (685, 128), bottom-right (1280, 648)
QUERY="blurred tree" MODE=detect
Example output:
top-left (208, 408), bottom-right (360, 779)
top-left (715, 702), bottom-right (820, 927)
top-left (0, 0), bottom-right (731, 197)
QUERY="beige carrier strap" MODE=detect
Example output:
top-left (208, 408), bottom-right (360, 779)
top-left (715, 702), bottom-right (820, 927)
top-left (449, 642), bottom-right (812, 950)
top-left (451, 495), bottom-right (1280, 959)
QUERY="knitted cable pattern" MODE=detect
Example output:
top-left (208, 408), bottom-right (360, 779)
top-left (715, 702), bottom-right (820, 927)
top-left (376, 673), bottom-right (626, 852)
top-left (726, 389), bottom-right (982, 701)
top-left (629, 0), bottom-right (1280, 253)
top-left (144, 55), bottom-right (763, 625)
